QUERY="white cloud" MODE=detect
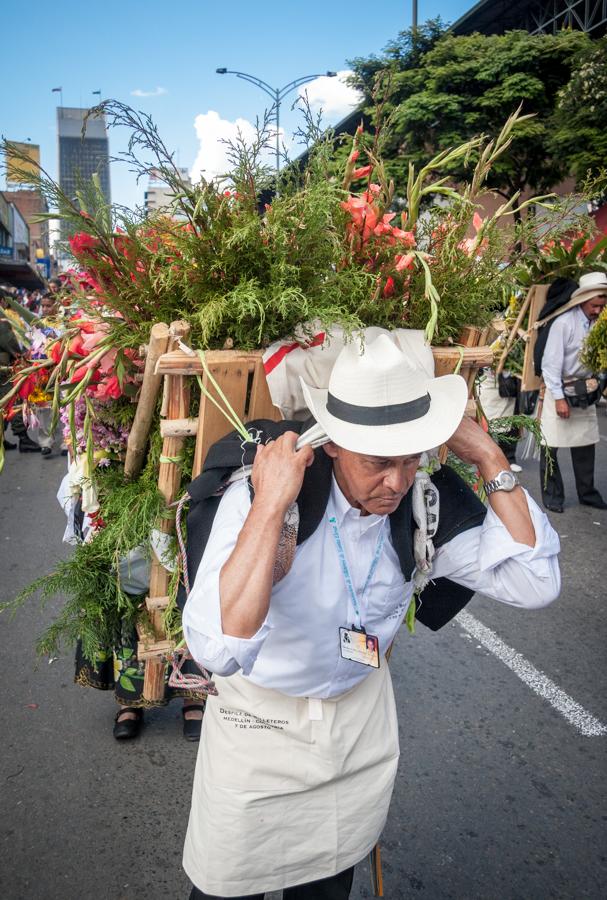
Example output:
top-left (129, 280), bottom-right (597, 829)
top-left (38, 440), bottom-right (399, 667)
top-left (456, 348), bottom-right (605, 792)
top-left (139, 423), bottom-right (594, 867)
top-left (130, 86), bottom-right (168, 98)
top-left (190, 109), bottom-right (286, 184)
top-left (298, 70), bottom-right (362, 123)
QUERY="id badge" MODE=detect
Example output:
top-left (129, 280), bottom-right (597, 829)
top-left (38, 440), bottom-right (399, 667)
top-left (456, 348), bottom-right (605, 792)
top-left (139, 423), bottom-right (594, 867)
top-left (339, 626), bottom-right (380, 668)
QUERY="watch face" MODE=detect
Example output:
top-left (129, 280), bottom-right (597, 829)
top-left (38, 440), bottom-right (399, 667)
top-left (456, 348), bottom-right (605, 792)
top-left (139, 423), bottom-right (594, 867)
top-left (500, 471), bottom-right (517, 490)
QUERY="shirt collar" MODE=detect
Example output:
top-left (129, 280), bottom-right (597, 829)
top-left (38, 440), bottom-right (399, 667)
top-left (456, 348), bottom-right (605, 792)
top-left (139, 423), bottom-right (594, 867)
top-left (329, 474), bottom-right (387, 532)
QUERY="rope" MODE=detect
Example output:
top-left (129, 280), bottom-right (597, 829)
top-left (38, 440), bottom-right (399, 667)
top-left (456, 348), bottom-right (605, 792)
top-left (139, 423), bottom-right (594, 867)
top-left (159, 454), bottom-right (184, 464)
top-left (175, 491), bottom-right (191, 595)
top-left (167, 649), bottom-right (218, 695)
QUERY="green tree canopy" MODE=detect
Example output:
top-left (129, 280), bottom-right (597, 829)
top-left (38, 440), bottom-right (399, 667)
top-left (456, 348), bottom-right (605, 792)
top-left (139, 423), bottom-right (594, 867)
top-left (348, 24), bottom-right (596, 200)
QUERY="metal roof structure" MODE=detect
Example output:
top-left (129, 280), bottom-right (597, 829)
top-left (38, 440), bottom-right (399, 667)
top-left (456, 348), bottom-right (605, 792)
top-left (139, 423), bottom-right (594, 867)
top-left (452, 0), bottom-right (607, 36)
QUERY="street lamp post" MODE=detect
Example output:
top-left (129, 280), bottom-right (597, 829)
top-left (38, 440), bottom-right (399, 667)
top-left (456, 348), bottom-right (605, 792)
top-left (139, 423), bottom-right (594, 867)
top-left (216, 68), bottom-right (337, 173)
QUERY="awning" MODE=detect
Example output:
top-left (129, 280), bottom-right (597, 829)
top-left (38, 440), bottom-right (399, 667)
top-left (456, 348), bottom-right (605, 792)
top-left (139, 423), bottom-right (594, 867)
top-left (0, 258), bottom-right (46, 290)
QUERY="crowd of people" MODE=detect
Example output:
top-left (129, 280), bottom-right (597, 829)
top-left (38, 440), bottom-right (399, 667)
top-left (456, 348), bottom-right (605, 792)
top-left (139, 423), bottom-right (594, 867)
top-left (1, 277), bottom-right (66, 456)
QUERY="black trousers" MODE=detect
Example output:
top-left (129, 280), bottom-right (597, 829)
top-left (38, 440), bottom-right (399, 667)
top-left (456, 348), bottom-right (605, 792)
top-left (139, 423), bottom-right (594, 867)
top-left (189, 865), bottom-right (354, 900)
top-left (540, 444), bottom-right (603, 507)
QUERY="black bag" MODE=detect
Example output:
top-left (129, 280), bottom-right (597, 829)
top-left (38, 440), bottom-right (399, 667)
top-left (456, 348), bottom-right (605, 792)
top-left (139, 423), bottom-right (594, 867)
top-left (533, 278), bottom-right (578, 377)
top-left (562, 377), bottom-right (601, 409)
top-left (498, 372), bottom-right (519, 398)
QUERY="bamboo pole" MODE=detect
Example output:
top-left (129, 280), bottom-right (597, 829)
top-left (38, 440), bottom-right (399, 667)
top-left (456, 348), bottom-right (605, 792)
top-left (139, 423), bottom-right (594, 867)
top-left (142, 320), bottom-right (191, 701)
top-left (124, 322), bottom-right (170, 480)
top-left (495, 289), bottom-right (533, 377)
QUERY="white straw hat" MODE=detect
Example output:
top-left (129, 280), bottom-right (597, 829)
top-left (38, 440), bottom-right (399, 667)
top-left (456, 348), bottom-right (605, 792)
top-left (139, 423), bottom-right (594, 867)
top-left (570, 271), bottom-right (607, 305)
top-left (300, 334), bottom-right (468, 456)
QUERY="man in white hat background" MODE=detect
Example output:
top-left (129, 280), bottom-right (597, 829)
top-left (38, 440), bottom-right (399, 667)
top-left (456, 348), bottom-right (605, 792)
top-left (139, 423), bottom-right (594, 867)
top-left (539, 271), bottom-right (607, 513)
top-left (181, 334), bottom-right (560, 900)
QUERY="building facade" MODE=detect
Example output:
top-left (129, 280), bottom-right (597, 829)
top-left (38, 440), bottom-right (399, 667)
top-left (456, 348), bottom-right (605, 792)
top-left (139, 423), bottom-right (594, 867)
top-left (57, 107), bottom-right (111, 210)
top-left (144, 167), bottom-right (192, 216)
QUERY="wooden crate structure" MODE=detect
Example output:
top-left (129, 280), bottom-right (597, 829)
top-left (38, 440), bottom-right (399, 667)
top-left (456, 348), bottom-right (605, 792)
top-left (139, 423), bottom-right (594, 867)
top-left (137, 338), bottom-right (282, 700)
top-left (135, 327), bottom-right (493, 699)
top-left (520, 284), bottom-right (549, 392)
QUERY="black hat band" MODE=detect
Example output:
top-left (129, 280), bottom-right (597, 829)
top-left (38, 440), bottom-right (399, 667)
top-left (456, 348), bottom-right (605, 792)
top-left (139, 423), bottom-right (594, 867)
top-left (326, 391), bottom-right (431, 426)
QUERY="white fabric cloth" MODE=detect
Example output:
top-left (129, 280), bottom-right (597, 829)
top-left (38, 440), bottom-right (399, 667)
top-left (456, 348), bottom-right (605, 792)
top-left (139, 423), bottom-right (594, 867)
top-left (183, 475), bottom-right (561, 699)
top-left (477, 372), bottom-right (515, 421)
top-left (540, 305), bottom-right (599, 448)
top-left (183, 663), bottom-right (398, 896)
top-left (540, 387), bottom-right (599, 448)
top-left (263, 325), bottom-right (434, 421)
top-left (541, 306), bottom-right (593, 400)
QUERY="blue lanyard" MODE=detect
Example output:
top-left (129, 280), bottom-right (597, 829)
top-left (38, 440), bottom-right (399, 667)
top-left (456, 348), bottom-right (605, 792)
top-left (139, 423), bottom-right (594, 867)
top-left (328, 515), bottom-right (386, 630)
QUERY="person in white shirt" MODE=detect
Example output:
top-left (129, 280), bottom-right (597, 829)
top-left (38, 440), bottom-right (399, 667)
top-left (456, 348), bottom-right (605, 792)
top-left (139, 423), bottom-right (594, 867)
top-left (182, 335), bottom-right (560, 900)
top-left (540, 272), bottom-right (607, 513)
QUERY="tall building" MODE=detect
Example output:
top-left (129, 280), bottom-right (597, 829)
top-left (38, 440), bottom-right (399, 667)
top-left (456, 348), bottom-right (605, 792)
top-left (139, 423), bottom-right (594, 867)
top-left (57, 107), bottom-right (111, 208)
top-left (144, 167), bottom-right (192, 216)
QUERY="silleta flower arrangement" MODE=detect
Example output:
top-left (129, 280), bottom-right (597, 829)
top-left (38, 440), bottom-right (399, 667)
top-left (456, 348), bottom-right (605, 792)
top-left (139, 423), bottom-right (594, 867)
top-left (0, 100), bottom-right (592, 664)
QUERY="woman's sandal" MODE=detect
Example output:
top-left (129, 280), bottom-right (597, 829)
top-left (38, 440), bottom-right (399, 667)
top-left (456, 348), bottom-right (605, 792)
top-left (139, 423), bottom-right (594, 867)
top-left (182, 704), bottom-right (205, 742)
top-left (113, 706), bottom-right (144, 740)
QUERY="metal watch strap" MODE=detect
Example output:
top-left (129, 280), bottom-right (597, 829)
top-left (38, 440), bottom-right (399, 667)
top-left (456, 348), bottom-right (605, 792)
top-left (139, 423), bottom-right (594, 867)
top-left (484, 470), bottom-right (519, 495)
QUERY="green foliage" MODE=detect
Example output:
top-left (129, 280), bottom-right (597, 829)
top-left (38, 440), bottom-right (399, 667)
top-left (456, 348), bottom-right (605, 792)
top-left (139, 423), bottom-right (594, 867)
top-left (348, 26), bottom-right (596, 197)
top-left (2, 466), bottom-right (165, 663)
top-left (552, 37), bottom-right (607, 184)
top-left (581, 305), bottom-right (607, 372)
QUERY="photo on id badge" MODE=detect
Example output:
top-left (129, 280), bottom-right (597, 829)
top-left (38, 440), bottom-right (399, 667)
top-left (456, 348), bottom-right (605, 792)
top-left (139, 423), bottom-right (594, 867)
top-left (340, 627), bottom-right (380, 668)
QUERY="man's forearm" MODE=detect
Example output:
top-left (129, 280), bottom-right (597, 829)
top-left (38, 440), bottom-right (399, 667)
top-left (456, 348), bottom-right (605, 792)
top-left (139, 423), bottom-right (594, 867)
top-left (219, 499), bottom-right (286, 639)
top-left (478, 448), bottom-right (536, 547)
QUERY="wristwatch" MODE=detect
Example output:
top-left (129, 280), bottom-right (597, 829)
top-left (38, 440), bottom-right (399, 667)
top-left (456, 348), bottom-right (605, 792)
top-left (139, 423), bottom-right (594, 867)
top-left (484, 469), bottom-right (520, 495)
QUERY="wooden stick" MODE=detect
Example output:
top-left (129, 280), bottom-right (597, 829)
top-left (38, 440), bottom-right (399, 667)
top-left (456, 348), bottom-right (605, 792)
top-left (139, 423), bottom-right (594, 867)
top-left (496, 290), bottom-right (533, 377)
top-left (160, 417), bottom-right (199, 438)
top-left (124, 322), bottom-right (170, 480)
top-left (143, 320), bottom-right (191, 702)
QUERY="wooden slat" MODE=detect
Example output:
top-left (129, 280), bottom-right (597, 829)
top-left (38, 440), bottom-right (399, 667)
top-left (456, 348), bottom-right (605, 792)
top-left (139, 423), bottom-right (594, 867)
top-left (156, 347), bottom-right (265, 376)
top-left (431, 345), bottom-right (494, 377)
top-left (192, 358), bottom-right (250, 479)
top-left (137, 639), bottom-right (174, 661)
top-left (247, 358), bottom-right (283, 422)
top-left (145, 595), bottom-right (170, 612)
top-left (160, 417), bottom-right (199, 438)
top-left (521, 284), bottom-right (549, 392)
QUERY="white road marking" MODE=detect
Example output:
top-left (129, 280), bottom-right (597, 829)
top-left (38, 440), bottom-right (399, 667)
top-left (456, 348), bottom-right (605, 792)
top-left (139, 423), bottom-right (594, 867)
top-left (456, 610), bottom-right (607, 738)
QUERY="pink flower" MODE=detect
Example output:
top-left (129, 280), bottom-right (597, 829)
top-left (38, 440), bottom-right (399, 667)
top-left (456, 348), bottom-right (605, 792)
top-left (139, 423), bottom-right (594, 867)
top-left (352, 165), bottom-right (372, 180)
top-left (394, 253), bottom-right (415, 272)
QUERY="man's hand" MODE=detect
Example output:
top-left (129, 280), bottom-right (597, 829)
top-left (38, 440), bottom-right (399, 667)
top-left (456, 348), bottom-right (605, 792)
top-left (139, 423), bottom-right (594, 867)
top-left (251, 432), bottom-right (314, 516)
top-left (446, 415), bottom-right (535, 547)
top-left (219, 432), bottom-right (314, 639)
top-left (555, 399), bottom-right (570, 419)
top-left (446, 415), bottom-right (504, 471)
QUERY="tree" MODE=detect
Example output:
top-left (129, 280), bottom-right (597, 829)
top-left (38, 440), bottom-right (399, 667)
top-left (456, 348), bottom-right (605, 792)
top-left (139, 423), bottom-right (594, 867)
top-left (551, 36), bottom-right (607, 185)
top-left (348, 26), bottom-right (595, 203)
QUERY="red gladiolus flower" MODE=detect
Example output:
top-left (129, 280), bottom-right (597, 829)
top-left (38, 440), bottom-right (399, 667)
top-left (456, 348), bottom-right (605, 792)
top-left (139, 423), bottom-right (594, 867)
top-left (383, 276), bottom-right (395, 298)
top-left (69, 232), bottom-right (100, 257)
top-left (394, 253), bottom-right (415, 272)
top-left (352, 165), bottom-right (372, 180)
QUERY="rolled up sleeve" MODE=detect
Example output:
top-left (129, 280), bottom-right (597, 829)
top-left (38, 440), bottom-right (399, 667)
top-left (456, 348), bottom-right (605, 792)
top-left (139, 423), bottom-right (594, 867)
top-left (431, 489), bottom-right (561, 609)
top-left (182, 479), bottom-right (273, 676)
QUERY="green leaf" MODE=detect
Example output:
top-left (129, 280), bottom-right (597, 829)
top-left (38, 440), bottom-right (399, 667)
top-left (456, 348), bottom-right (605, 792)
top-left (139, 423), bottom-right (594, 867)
top-left (119, 675), bottom-right (136, 692)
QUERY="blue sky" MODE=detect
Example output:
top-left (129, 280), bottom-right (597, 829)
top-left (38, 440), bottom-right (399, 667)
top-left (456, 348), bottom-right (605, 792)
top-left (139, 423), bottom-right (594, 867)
top-left (2, 0), bottom-right (471, 211)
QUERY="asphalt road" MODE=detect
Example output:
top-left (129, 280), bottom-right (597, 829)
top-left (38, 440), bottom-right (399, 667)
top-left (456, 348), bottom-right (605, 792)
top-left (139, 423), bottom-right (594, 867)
top-left (1, 413), bottom-right (606, 900)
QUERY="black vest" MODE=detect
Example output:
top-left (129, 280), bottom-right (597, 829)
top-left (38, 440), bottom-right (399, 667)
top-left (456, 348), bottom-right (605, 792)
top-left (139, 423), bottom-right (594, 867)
top-left (178, 419), bottom-right (487, 630)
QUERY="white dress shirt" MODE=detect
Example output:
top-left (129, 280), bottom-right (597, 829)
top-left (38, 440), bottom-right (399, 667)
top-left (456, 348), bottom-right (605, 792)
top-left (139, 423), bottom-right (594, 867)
top-left (542, 306), bottom-right (592, 399)
top-left (183, 475), bottom-right (560, 699)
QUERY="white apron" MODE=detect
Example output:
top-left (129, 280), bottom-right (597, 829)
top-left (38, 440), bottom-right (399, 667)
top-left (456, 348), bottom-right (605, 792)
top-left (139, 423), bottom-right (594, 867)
top-left (540, 387), bottom-right (599, 448)
top-left (183, 664), bottom-right (399, 897)
top-left (477, 375), bottom-right (515, 422)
